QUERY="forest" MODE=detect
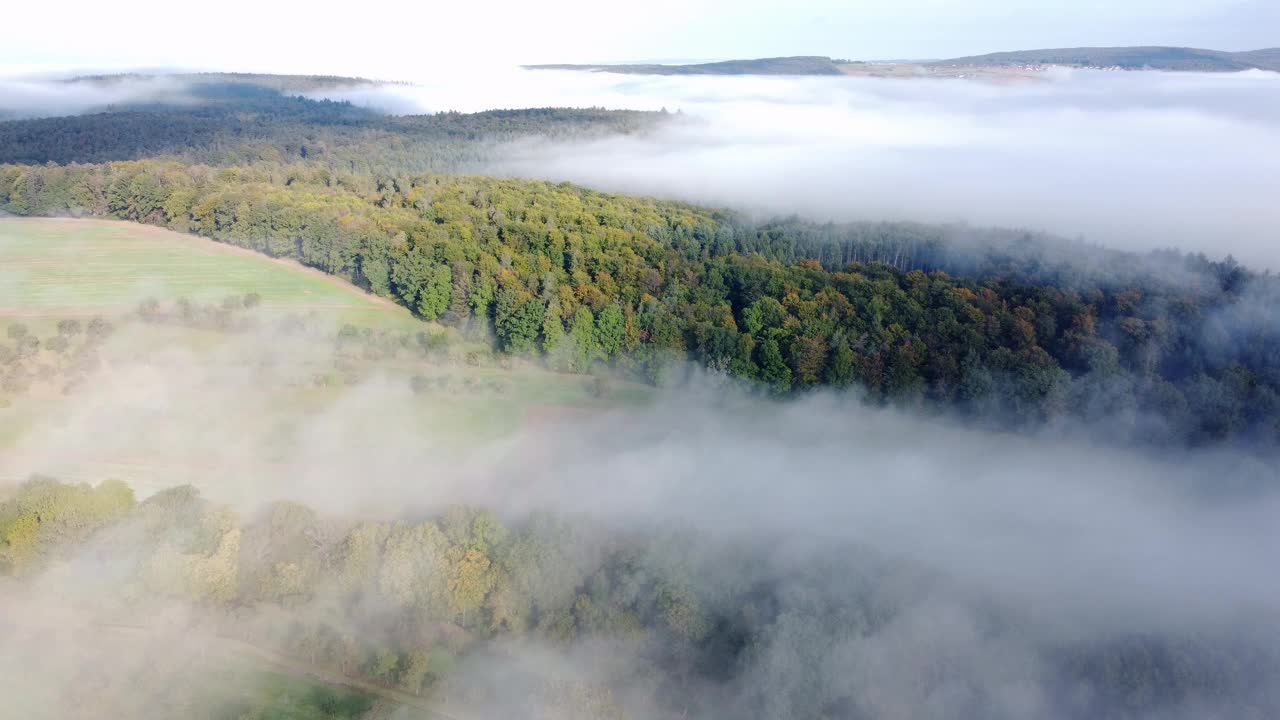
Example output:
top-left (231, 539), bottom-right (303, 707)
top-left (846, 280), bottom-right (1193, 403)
top-left (2, 149), bottom-right (1277, 449)
top-left (0, 76), bottom-right (660, 171)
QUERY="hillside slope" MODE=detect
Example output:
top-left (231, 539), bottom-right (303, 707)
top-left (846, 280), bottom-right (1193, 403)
top-left (934, 46), bottom-right (1280, 71)
top-left (525, 56), bottom-right (844, 75)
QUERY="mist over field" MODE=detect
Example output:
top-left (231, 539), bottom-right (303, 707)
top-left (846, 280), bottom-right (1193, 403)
top-left (4, 324), bottom-right (1280, 718)
top-left (0, 75), bottom-right (195, 120)
top-left (313, 68), bottom-right (1280, 268)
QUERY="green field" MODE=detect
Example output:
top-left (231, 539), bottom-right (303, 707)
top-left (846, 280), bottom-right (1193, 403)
top-left (0, 217), bottom-right (649, 499)
top-left (0, 217), bottom-right (417, 329)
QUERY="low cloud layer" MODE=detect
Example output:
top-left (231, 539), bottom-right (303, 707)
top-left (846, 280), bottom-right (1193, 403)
top-left (4, 67), bottom-right (1276, 268)
top-left (320, 67), bottom-right (1280, 270)
top-left (4, 319), bottom-right (1280, 717)
top-left (0, 75), bottom-right (195, 120)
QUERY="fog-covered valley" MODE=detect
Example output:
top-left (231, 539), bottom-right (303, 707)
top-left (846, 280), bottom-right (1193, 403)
top-left (2, 6), bottom-right (1279, 716)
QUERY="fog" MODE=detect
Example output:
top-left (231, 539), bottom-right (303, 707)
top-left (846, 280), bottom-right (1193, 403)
top-left (318, 67), bottom-right (1280, 270)
top-left (3, 319), bottom-right (1279, 718)
top-left (4, 67), bottom-right (1277, 268)
top-left (0, 74), bottom-right (196, 120)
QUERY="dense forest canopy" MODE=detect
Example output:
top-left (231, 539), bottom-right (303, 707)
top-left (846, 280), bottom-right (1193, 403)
top-left (3, 154), bottom-right (1276, 449)
top-left (0, 76), bottom-right (661, 170)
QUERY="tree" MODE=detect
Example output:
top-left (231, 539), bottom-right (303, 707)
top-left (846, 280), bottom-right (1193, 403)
top-left (56, 319), bottom-right (82, 337)
top-left (788, 335), bottom-right (828, 387)
top-left (542, 300), bottom-right (565, 356)
top-left (447, 545), bottom-right (495, 627)
top-left (399, 649), bottom-right (432, 695)
top-left (417, 264), bottom-right (451, 320)
top-left (743, 297), bottom-right (787, 336)
top-left (495, 286), bottom-right (544, 354)
top-left (86, 316), bottom-right (113, 341)
top-left (570, 307), bottom-right (600, 371)
top-left (595, 303), bottom-right (625, 357)
top-left (379, 522), bottom-right (449, 618)
top-left (757, 338), bottom-right (792, 394)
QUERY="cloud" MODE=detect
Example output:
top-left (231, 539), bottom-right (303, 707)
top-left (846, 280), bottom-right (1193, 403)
top-left (6, 67), bottom-right (1276, 269)
top-left (0, 75), bottom-right (196, 120)
top-left (317, 67), bottom-right (1280, 270)
top-left (4, 315), bottom-right (1280, 716)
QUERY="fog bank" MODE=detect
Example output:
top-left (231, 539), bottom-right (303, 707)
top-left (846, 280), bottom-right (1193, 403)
top-left (320, 67), bottom-right (1280, 269)
top-left (4, 67), bottom-right (1276, 268)
top-left (0, 75), bottom-right (196, 120)
top-left (4, 317), bottom-right (1280, 717)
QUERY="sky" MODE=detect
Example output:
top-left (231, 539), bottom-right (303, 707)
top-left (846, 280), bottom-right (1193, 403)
top-left (2, 0), bottom-right (1277, 78)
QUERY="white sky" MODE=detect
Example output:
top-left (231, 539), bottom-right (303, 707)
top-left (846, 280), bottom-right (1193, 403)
top-left (3, 0), bottom-right (1276, 79)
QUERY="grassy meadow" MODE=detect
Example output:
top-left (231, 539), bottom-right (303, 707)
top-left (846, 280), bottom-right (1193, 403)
top-left (0, 218), bottom-right (649, 498)
top-left (0, 217), bottom-right (418, 329)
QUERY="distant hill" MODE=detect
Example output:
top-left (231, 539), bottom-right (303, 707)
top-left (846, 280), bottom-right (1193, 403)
top-left (933, 46), bottom-right (1280, 72)
top-left (525, 56), bottom-right (844, 76)
top-left (69, 72), bottom-right (386, 92)
top-left (1, 73), bottom-right (660, 171)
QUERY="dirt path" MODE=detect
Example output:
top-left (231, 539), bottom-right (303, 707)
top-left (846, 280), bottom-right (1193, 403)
top-left (211, 633), bottom-right (464, 719)
top-left (0, 593), bottom-right (466, 720)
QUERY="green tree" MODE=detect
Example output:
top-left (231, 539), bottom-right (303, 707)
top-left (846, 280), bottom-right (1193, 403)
top-left (417, 264), bottom-right (452, 320)
top-left (595, 303), bottom-right (626, 357)
top-left (570, 307), bottom-right (600, 371)
top-left (757, 337), bottom-right (793, 394)
top-left (542, 300), bottom-right (565, 355)
top-left (495, 287), bottom-right (545, 354)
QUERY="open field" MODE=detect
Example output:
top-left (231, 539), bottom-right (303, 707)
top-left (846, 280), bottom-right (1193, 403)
top-left (0, 217), bottom-right (417, 329)
top-left (0, 217), bottom-right (650, 501)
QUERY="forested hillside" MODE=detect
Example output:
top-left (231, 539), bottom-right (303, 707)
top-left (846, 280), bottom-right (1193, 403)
top-left (0, 76), bottom-right (660, 171)
top-left (4, 157), bottom-right (1277, 448)
top-left (935, 46), bottom-right (1280, 71)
